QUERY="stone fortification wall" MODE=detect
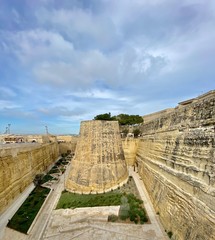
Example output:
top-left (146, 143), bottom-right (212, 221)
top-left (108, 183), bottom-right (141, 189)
top-left (56, 135), bottom-right (78, 142)
top-left (58, 142), bottom-right (77, 155)
top-left (57, 135), bottom-right (78, 155)
top-left (66, 120), bottom-right (128, 193)
top-left (142, 108), bottom-right (174, 124)
top-left (122, 138), bottom-right (139, 166)
top-left (25, 134), bottom-right (51, 143)
top-left (0, 142), bottom-right (59, 214)
top-left (137, 90), bottom-right (215, 240)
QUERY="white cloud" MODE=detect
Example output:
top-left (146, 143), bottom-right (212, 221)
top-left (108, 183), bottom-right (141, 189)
top-left (0, 0), bottom-right (215, 134)
top-left (0, 87), bottom-right (17, 99)
top-left (5, 29), bottom-right (74, 64)
top-left (36, 7), bottom-right (118, 49)
top-left (0, 100), bottom-right (20, 110)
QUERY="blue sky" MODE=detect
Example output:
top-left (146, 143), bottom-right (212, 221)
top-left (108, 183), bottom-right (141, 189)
top-left (0, 0), bottom-right (215, 134)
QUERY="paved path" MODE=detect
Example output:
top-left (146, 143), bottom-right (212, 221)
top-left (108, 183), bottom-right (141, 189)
top-left (129, 167), bottom-right (168, 240)
top-left (28, 162), bottom-right (72, 240)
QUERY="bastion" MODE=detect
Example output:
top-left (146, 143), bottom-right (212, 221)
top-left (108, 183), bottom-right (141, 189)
top-left (66, 120), bottom-right (128, 193)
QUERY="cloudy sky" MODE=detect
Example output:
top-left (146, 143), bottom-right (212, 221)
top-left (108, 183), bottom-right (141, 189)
top-left (0, 0), bottom-right (215, 134)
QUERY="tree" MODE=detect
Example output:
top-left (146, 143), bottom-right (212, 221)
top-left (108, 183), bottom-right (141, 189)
top-left (133, 129), bottom-right (141, 138)
top-left (33, 174), bottom-right (44, 186)
top-left (121, 128), bottom-right (129, 137)
top-left (93, 113), bottom-right (143, 125)
top-left (117, 114), bottom-right (143, 125)
top-left (94, 112), bottom-right (112, 120)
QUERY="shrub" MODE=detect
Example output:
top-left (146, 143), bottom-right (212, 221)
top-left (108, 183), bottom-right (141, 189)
top-left (108, 214), bottom-right (118, 222)
top-left (56, 191), bottom-right (148, 225)
top-left (140, 215), bottom-right (148, 223)
top-left (134, 218), bottom-right (139, 224)
top-left (33, 174), bottom-right (44, 186)
top-left (7, 186), bottom-right (50, 233)
top-left (167, 231), bottom-right (173, 238)
top-left (129, 211), bottom-right (137, 222)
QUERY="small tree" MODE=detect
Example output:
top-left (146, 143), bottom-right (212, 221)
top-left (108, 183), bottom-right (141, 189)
top-left (33, 174), bottom-right (44, 186)
top-left (122, 128), bottom-right (129, 137)
top-left (94, 112), bottom-right (112, 120)
top-left (133, 129), bottom-right (141, 138)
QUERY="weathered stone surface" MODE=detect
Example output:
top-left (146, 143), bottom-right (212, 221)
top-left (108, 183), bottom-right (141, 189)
top-left (57, 136), bottom-right (78, 155)
top-left (122, 138), bottom-right (139, 166)
top-left (137, 90), bottom-right (215, 240)
top-left (0, 143), bottom-right (59, 214)
top-left (66, 120), bottom-right (128, 193)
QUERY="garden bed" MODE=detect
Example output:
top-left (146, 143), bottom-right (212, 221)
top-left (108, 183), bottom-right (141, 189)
top-left (56, 184), bottom-right (148, 225)
top-left (7, 186), bottom-right (50, 233)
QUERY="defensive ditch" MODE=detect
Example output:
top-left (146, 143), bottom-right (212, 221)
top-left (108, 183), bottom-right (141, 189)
top-left (6, 154), bottom-right (72, 234)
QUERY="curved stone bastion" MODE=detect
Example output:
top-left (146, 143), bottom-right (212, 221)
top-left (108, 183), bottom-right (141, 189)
top-left (66, 120), bottom-right (128, 193)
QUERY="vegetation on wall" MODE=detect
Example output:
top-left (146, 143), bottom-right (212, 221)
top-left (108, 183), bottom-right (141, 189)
top-left (94, 113), bottom-right (143, 125)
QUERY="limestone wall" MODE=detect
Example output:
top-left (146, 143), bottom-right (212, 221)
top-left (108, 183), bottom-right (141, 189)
top-left (142, 108), bottom-right (174, 123)
top-left (137, 90), bottom-right (215, 240)
top-left (58, 136), bottom-right (78, 155)
top-left (0, 142), bottom-right (59, 214)
top-left (66, 120), bottom-right (128, 193)
top-left (122, 138), bottom-right (139, 166)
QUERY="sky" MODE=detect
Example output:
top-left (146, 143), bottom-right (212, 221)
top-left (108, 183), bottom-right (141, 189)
top-left (0, 0), bottom-right (215, 135)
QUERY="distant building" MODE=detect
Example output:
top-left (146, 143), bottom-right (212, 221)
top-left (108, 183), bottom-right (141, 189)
top-left (0, 135), bottom-right (25, 144)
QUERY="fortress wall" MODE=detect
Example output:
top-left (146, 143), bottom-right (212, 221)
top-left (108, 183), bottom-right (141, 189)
top-left (0, 142), bottom-right (59, 214)
top-left (142, 108), bottom-right (174, 123)
top-left (58, 136), bottom-right (78, 155)
top-left (137, 91), bottom-right (215, 240)
top-left (122, 138), bottom-right (139, 166)
top-left (58, 142), bottom-right (77, 155)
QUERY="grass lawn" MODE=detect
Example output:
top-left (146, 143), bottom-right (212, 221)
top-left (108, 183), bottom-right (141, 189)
top-left (7, 186), bottom-right (50, 233)
top-left (56, 190), bottom-right (148, 224)
top-left (56, 191), bottom-right (122, 209)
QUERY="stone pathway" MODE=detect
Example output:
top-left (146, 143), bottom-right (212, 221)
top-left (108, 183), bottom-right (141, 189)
top-left (42, 205), bottom-right (167, 240)
top-left (129, 167), bottom-right (168, 239)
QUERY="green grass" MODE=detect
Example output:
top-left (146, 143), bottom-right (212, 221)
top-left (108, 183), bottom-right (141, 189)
top-left (7, 186), bottom-right (50, 233)
top-left (56, 191), bottom-right (122, 209)
top-left (56, 191), bottom-right (148, 224)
